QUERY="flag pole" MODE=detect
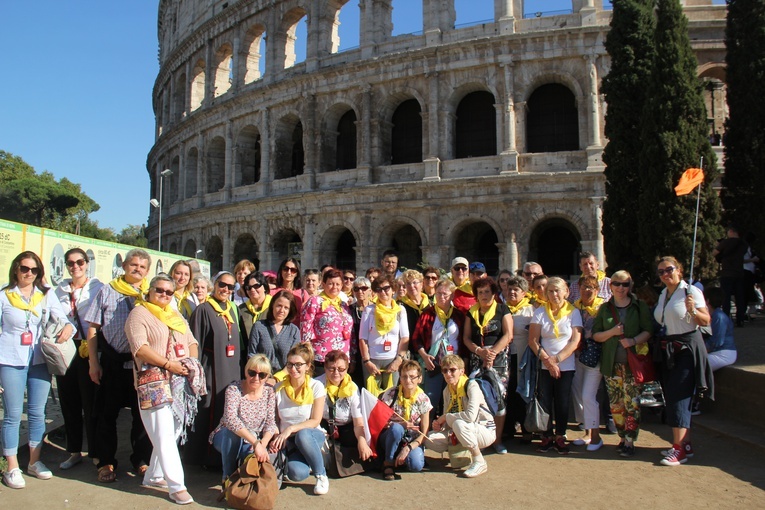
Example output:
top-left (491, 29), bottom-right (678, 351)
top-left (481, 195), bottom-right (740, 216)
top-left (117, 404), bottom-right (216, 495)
top-left (688, 156), bottom-right (704, 285)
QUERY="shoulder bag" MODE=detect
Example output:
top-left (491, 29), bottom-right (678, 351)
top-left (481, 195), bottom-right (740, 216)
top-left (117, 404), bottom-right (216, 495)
top-left (135, 330), bottom-right (174, 410)
top-left (523, 347), bottom-right (550, 433)
top-left (609, 302), bottom-right (655, 384)
top-left (220, 453), bottom-right (278, 510)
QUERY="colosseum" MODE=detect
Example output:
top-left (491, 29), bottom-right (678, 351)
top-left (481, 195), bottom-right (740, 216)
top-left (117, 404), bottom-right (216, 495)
top-left (147, 0), bottom-right (727, 276)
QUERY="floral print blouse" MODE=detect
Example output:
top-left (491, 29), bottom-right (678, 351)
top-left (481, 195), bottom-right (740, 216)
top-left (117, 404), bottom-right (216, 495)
top-left (300, 295), bottom-right (354, 362)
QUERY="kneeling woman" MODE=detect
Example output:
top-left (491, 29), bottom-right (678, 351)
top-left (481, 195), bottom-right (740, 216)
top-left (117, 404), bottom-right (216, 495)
top-left (271, 344), bottom-right (329, 495)
top-left (428, 355), bottom-right (496, 478)
top-left (209, 354), bottom-right (278, 481)
top-left (377, 360), bottom-right (432, 480)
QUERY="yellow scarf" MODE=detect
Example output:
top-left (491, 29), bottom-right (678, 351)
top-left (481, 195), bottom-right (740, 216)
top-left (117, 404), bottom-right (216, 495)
top-left (366, 373), bottom-right (394, 397)
top-left (245, 294), bottom-right (272, 321)
top-left (468, 301), bottom-right (498, 334)
top-left (574, 297), bottom-right (604, 319)
top-left (448, 374), bottom-right (469, 413)
top-left (397, 386), bottom-right (423, 422)
top-left (507, 297), bottom-right (531, 315)
top-left (374, 301), bottom-right (401, 336)
top-left (399, 293), bottom-right (429, 314)
top-left (582, 269), bottom-right (607, 283)
top-left (137, 300), bottom-right (188, 334)
top-left (319, 292), bottom-right (343, 313)
top-left (207, 296), bottom-right (234, 324)
top-left (174, 291), bottom-right (193, 318)
top-left (325, 373), bottom-right (356, 403)
top-left (109, 276), bottom-right (148, 298)
top-left (280, 376), bottom-right (314, 406)
top-left (435, 304), bottom-right (453, 328)
top-left (454, 280), bottom-right (473, 295)
top-left (273, 369), bottom-right (288, 382)
top-left (4, 289), bottom-right (44, 317)
top-left (545, 301), bottom-right (575, 339)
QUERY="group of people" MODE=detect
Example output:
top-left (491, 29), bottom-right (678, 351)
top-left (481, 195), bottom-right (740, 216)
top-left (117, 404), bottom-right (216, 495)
top-left (0, 246), bottom-right (736, 502)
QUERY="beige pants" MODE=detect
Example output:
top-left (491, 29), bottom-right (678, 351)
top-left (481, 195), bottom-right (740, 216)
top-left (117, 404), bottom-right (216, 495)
top-left (428, 416), bottom-right (496, 453)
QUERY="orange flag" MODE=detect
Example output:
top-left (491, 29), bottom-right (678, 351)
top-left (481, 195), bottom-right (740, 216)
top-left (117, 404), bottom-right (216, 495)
top-left (674, 167), bottom-right (705, 196)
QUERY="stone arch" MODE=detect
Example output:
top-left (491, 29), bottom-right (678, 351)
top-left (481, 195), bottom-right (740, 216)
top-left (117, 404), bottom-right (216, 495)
top-left (526, 83), bottom-right (579, 153)
top-left (206, 136), bottom-right (226, 193)
top-left (378, 218), bottom-right (426, 270)
top-left (233, 233), bottom-right (259, 270)
top-left (236, 125), bottom-right (261, 185)
top-left (242, 23), bottom-right (267, 84)
top-left (213, 43), bottom-right (234, 98)
top-left (183, 239), bottom-right (197, 258)
top-left (325, 0), bottom-right (360, 54)
top-left (527, 217), bottom-right (582, 278)
top-left (390, 98), bottom-right (423, 165)
top-left (317, 223), bottom-right (360, 271)
top-left (281, 7), bottom-right (308, 69)
top-left (321, 102), bottom-right (359, 172)
top-left (453, 88), bottom-right (498, 159)
top-left (699, 64), bottom-right (727, 142)
top-left (190, 58), bottom-right (205, 111)
top-left (185, 146), bottom-right (198, 198)
top-left (206, 235), bottom-right (224, 275)
top-left (452, 221), bottom-right (501, 277)
top-left (168, 241), bottom-right (178, 255)
top-left (273, 228), bottom-right (303, 263)
top-left (274, 113), bottom-right (304, 179)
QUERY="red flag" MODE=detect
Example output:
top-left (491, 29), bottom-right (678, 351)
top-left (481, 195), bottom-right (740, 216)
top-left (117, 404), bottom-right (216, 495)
top-left (674, 167), bottom-right (705, 196)
top-left (359, 388), bottom-right (394, 457)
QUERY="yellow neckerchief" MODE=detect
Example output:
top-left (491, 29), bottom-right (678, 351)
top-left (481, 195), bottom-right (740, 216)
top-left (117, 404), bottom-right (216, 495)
top-left (206, 296), bottom-right (234, 324)
top-left (109, 276), bottom-right (148, 298)
top-left (574, 296), bottom-right (604, 319)
top-left (454, 280), bottom-right (473, 295)
top-left (399, 292), bottom-right (430, 314)
top-left (374, 300), bottom-right (401, 335)
top-left (273, 369), bottom-right (288, 382)
top-left (279, 376), bottom-right (314, 406)
top-left (397, 385), bottom-right (423, 422)
top-left (435, 304), bottom-right (454, 328)
top-left (136, 300), bottom-right (188, 334)
top-left (448, 374), bottom-right (469, 413)
top-left (507, 296), bottom-right (531, 315)
top-left (174, 291), bottom-right (193, 318)
top-left (319, 291), bottom-right (343, 313)
top-left (468, 301), bottom-right (498, 333)
top-left (4, 288), bottom-right (44, 317)
top-left (366, 374), bottom-right (394, 397)
top-left (582, 269), bottom-right (607, 283)
top-left (245, 294), bottom-right (272, 321)
top-left (545, 301), bottom-right (575, 339)
top-left (325, 373), bottom-right (356, 403)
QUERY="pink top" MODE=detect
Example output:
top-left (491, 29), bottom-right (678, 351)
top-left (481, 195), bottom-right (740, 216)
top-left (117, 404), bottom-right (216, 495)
top-left (209, 381), bottom-right (278, 443)
top-left (300, 295), bottom-right (354, 362)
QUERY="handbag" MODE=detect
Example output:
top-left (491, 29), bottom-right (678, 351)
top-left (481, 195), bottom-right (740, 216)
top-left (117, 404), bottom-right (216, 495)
top-left (135, 331), bottom-right (173, 410)
top-left (448, 442), bottom-right (472, 468)
top-left (220, 454), bottom-right (279, 510)
top-left (40, 311), bottom-right (77, 376)
top-left (578, 337), bottom-right (601, 368)
top-left (323, 397), bottom-right (365, 478)
top-left (608, 302), bottom-right (655, 383)
top-left (523, 347), bottom-right (550, 433)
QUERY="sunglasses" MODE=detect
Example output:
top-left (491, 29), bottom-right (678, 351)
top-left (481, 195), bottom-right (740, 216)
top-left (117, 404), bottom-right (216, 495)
top-left (217, 281), bottom-right (236, 291)
top-left (66, 259), bottom-right (86, 268)
top-left (247, 369), bottom-right (269, 379)
top-left (343, 276), bottom-right (355, 281)
top-left (424, 275), bottom-right (438, 281)
top-left (611, 281), bottom-right (631, 288)
top-left (282, 266), bottom-right (298, 274)
top-left (499, 278), bottom-right (510, 283)
top-left (326, 366), bottom-right (347, 373)
top-left (285, 361), bottom-right (307, 370)
top-left (377, 285), bottom-right (392, 293)
top-left (153, 287), bottom-right (175, 297)
top-left (452, 266), bottom-right (468, 272)
top-left (442, 367), bottom-right (460, 374)
top-left (353, 286), bottom-right (369, 292)
top-left (244, 283), bottom-right (263, 291)
top-left (19, 265), bottom-right (40, 275)
top-left (657, 266), bottom-right (676, 276)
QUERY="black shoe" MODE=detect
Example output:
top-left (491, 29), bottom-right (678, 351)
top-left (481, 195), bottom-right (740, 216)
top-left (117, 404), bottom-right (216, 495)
top-left (620, 445), bottom-right (635, 458)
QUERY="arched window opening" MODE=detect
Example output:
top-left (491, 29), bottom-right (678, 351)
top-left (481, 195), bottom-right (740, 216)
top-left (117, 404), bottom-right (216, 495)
top-left (233, 234), bottom-right (259, 270)
top-left (284, 10), bottom-right (308, 68)
top-left (214, 44), bottom-right (233, 97)
top-left (183, 239), bottom-right (197, 258)
top-left (455, 222), bottom-right (499, 276)
top-left (391, 1), bottom-right (423, 36)
top-left (237, 126), bottom-right (261, 185)
top-left (391, 99), bottom-right (422, 164)
top-left (185, 147), bottom-right (198, 198)
top-left (527, 84), bottom-right (579, 153)
top-left (206, 236), bottom-right (224, 275)
top-left (390, 225), bottom-right (422, 269)
top-left (243, 26), bottom-right (266, 83)
top-left (206, 136), bottom-right (226, 193)
top-left (190, 59), bottom-right (205, 111)
top-left (455, 91), bottom-right (497, 158)
top-left (332, 0), bottom-right (360, 53)
top-left (336, 110), bottom-right (357, 170)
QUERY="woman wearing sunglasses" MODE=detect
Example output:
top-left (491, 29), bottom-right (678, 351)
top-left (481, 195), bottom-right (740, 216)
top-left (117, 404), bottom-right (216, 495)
top-left (428, 355), bottom-right (496, 478)
top-left (53, 248), bottom-right (104, 471)
top-left (271, 343), bottom-right (329, 495)
top-left (238, 272), bottom-right (271, 340)
top-left (209, 354), bottom-right (278, 481)
top-left (1, 251), bottom-right (74, 489)
top-left (349, 277), bottom-right (372, 386)
top-left (186, 271), bottom-right (243, 466)
top-left (248, 290), bottom-right (300, 373)
top-left (271, 258), bottom-right (309, 326)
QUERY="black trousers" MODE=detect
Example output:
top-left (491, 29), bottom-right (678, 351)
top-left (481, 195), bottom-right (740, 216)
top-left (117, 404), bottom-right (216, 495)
top-left (55, 342), bottom-right (96, 455)
top-left (92, 356), bottom-right (151, 469)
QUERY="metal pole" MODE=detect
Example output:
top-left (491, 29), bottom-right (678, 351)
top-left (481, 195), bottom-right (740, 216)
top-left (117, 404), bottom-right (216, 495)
top-left (158, 174), bottom-right (163, 253)
top-left (688, 156), bottom-right (704, 284)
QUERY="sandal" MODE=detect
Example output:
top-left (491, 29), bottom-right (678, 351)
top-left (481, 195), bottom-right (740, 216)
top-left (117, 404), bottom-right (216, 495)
top-left (97, 465), bottom-right (117, 483)
top-left (136, 464), bottom-right (148, 476)
top-left (383, 466), bottom-right (396, 481)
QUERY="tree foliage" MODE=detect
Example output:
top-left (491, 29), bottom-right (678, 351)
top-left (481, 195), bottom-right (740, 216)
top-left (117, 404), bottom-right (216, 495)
top-left (721, 0), bottom-right (765, 255)
top-left (601, 0), bottom-right (656, 278)
top-left (117, 224), bottom-right (149, 248)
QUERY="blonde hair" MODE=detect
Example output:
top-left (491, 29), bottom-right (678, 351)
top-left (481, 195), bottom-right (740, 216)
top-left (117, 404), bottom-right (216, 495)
top-left (401, 269), bottom-right (424, 283)
top-left (245, 354), bottom-right (272, 375)
top-left (611, 270), bottom-right (632, 282)
top-left (545, 276), bottom-right (568, 292)
top-left (440, 354), bottom-right (465, 370)
top-left (287, 343), bottom-right (315, 376)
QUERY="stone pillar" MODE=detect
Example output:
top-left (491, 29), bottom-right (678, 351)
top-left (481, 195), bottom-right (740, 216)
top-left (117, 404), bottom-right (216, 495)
top-left (196, 133), bottom-right (205, 197)
top-left (495, 0), bottom-right (518, 35)
top-left (500, 61), bottom-right (519, 174)
top-left (232, 33), bottom-right (241, 92)
top-left (514, 101), bottom-right (527, 154)
top-left (424, 0), bottom-right (455, 46)
top-left (302, 217), bottom-right (316, 270)
top-left (261, 108), bottom-right (271, 196)
top-left (305, 0), bottom-right (321, 72)
top-left (222, 221), bottom-right (233, 270)
top-left (265, 7), bottom-right (279, 80)
top-left (585, 54), bottom-right (601, 147)
top-left (427, 72), bottom-right (440, 159)
top-left (205, 40), bottom-right (214, 106)
top-left (304, 94), bottom-right (318, 189)
top-left (591, 196), bottom-right (605, 266)
top-left (177, 141), bottom-right (185, 210)
top-left (224, 121), bottom-right (234, 200)
top-left (360, 210), bottom-right (373, 268)
top-left (506, 233), bottom-right (519, 273)
top-left (168, 77), bottom-right (176, 127)
top-left (184, 60), bottom-right (191, 116)
top-left (579, 0), bottom-right (598, 26)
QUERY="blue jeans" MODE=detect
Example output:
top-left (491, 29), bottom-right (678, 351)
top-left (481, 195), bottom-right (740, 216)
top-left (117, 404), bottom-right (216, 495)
top-left (212, 427), bottom-right (254, 480)
top-left (421, 368), bottom-right (445, 417)
top-left (1, 363), bottom-right (52, 456)
top-left (286, 428), bottom-right (326, 481)
top-left (664, 350), bottom-right (696, 429)
top-left (377, 422), bottom-right (425, 471)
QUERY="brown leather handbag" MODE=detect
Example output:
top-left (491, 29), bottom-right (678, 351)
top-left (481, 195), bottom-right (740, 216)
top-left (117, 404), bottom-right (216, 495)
top-left (221, 454), bottom-right (279, 510)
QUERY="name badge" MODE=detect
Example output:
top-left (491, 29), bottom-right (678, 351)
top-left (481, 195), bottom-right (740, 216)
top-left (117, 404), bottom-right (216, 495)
top-left (383, 340), bottom-right (392, 352)
top-left (21, 331), bottom-right (33, 346)
top-left (446, 344), bottom-right (454, 354)
top-left (226, 344), bottom-right (235, 357)
top-left (174, 344), bottom-right (186, 357)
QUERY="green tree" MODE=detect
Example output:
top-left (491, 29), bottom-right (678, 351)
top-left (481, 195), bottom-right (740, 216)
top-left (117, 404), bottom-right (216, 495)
top-left (721, 0), bottom-right (765, 254)
top-left (637, 0), bottom-right (722, 282)
top-left (117, 224), bottom-right (148, 248)
top-left (601, 0), bottom-right (656, 278)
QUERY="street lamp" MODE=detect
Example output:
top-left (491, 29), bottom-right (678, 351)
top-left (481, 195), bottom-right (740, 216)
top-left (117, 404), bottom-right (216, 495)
top-left (150, 168), bottom-right (173, 252)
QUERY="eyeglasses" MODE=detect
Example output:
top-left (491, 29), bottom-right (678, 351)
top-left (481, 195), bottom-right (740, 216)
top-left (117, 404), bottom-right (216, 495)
top-left (282, 266), bottom-right (298, 274)
top-left (247, 370), bottom-right (269, 379)
top-left (435, 291), bottom-right (452, 298)
top-left (285, 361), bottom-right (307, 370)
top-left (153, 287), bottom-right (175, 296)
top-left (326, 366), bottom-right (347, 373)
top-left (19, 265), bottom-right (40, 275)
top-left (400, 374), bottom-right (421, 381)
top-left (343, 276), bottom-right (355, 281)
top-left (244, 283), bottom-right (263, 291)
top-left (441, 367), bottom-right (461, 374)
top-left (66, 259), bottom-right (86, 268)
top-left (217, 281), bottom-right (236, 291)
top-left (452, 266), bottom-right (468, 272)
top-left (377, 286), bottom-right (392, 293)
top-left (424, 275), bottom-right (438, 281)
top-left (353, 286), bottom-right (369, 292)
top-left (611, 281), bottom-right (631, 288)
top-left (499, 278), bottom-right (510, 283)
top-left (657, 266), bottom-right (676, 276)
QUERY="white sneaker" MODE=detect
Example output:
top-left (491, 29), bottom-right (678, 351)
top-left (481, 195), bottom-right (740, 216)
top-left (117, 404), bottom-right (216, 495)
top-left (3, 467), bottom-right (25, 489)
top-left (27, 461), bottom-right (53, 480)
top-left (463, 459), bottom-right (488, 478)
top-left (313, 474), bottom-right (329, 495)
top-left (572, 437), bottom-right (591, 446)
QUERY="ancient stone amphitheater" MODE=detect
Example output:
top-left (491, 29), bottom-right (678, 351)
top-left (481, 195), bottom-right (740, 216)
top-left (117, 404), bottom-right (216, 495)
top-left (147, 0), bottom-right (727, 276)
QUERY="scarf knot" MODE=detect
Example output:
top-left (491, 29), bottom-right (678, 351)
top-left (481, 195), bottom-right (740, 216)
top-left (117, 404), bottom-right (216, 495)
top-left (319, 292), bottom-right (343, 313)
top-left (397, 386), bottom-right (423, 422)
top-left (468, 301), bottom-right (498, 336)
top-left (399, 293), bottom-right (429, 314)
top-left (137, 300), bottom-right (188, 334)
top-left (374, 301), bottom-right (401, 336)
top-left (109, 276), bottom-right (149, 298)
top-left (325, 373), bottom-right (356, 403)
top-left (206, 296), bottom-right (234, 324)
top-left (5, 288), bottom-right (44, 317)
top-left (544, 301), bottom-right (575, 339)
top-left (448, 374), bottom-right (469, 413)
top-left (245, 294), bottom-right (272, 321)
top-left (279, 376), bottom-right (314, 406)
top-left (507, 296), bottom-right (531, 314)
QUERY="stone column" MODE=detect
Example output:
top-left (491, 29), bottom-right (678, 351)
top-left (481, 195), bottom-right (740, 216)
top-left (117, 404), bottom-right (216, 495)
top-left (196, 133), bottom-right (205, 198)
top-left (168, 77), bottom-right (176, 127)
top-left (205, 40), bottom-right (214, 106)
top-left (514, 101), bottom-right (527, 154)
top-left (424, 0), bottom-right (455, 46)
top-left (184, 60), bottom-right (191, 117)
top-left (224, 120), bottom-right (234, 200)
top-left (305, 0), bottom-right (321, 72)
top-left (302, 217), bottom-right (316, 270)
top-left (261, 108), bottom-right (271, 196)
top-left (427, 72), bottom-right (440, 158)
top-left (222, 221), bottom-right (233, 270)
top-left (506, 233), bottom-right (519, 273)
top-left (177, 141), bottom-right (185, 210)
top-left (360, 210), bottom-right (373, 268)
top-left (585, 54), bottom-right (601, 147)
top-left (304, 94), bottom-right (318, 189)
top-left (232, 32), bottom-right (241, 92)
top-left (591, 196), bottom-right (605, 266)
top-left (500, 61), bottom-right (519, 174)
top-left (495, 0), bottom-right (519, 35)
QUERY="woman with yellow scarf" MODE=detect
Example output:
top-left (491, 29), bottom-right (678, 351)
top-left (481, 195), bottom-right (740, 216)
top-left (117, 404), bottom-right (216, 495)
top-left (249, 290), bottom-right (300, 372)
top-left (428, 355), bottom-right (496, 478)
top-left (398, 269), bottom-right (430, 357)
top-left (168, 260), bottom-right (195, 320)
top-left (377, 360), bottom-right (432, 480)
top-left (125, 274), bottom-right (200, 505)
top-left (528, 277), bottom-right (583, 455)
top-left (271, 344), bottom-right (329, 495)
top-left (238, 272), bottom-right (271, 340)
